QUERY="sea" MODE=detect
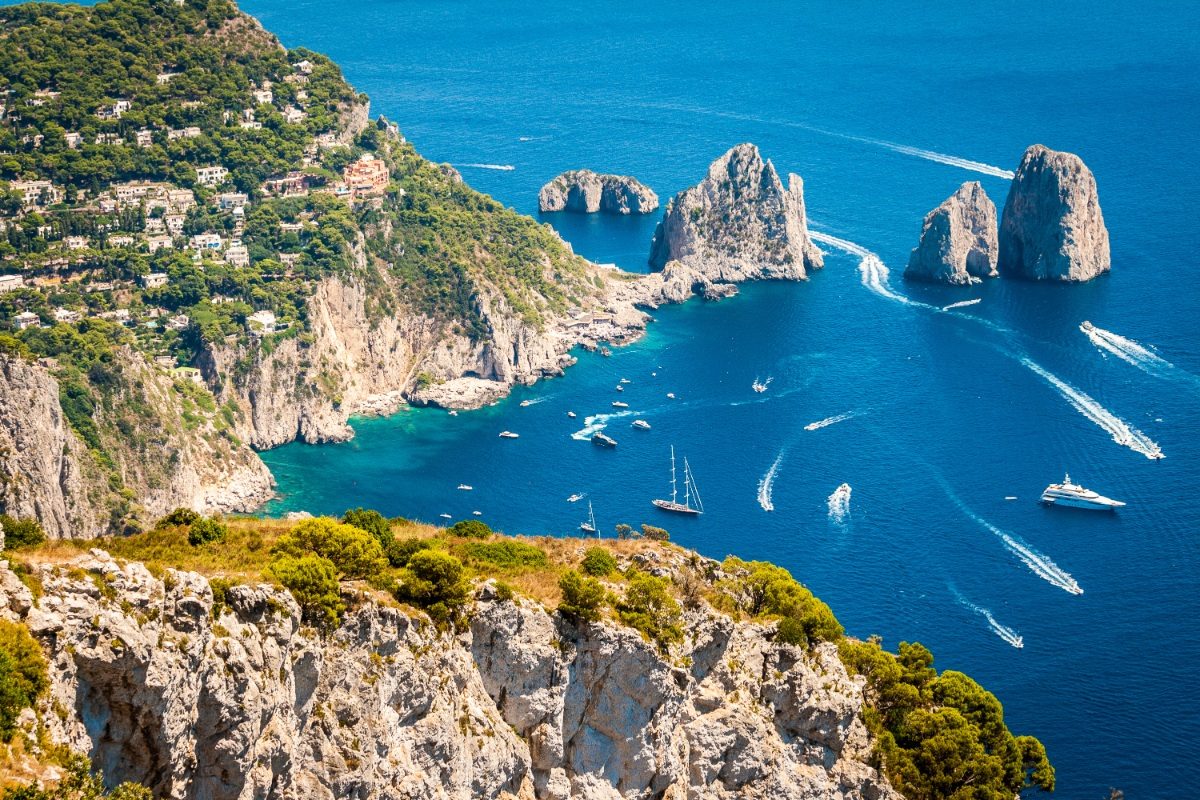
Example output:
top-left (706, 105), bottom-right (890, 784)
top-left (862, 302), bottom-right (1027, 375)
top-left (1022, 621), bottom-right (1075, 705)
top-left (30, 0), bottom-right (1200, 795)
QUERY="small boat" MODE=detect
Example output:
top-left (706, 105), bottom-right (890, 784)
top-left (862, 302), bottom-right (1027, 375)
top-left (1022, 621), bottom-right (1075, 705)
top-left (666, 393), bottom-right (676, 399)
top-left (599, 347), bottom-right (612, 357)
top-left (1005, 496), bottom-right (1018, 501)
top-left (1040, 473), bottom-right (1125, 511)
top-left (567, 493), bottom-right (585, 503)
top-left (752, 376), bottom-right (773, 393)
top-left (615, 385), bottom-right (624, 392)
top-left (457, 484), bottom-right (473, 491)
top-left (592, 432), bottom-right (617, 448)
top-left (632, 419), bottom-right (651, 430)
top-left (611, 401), bottom-right (629, 409)
top-left (498, 430), bottom-right (520, 439)
top-left (652, 446), bottom-right (703, 515)
top-left (448, 410), bottom-right (458, 416)
top-left (519, 399), bottom-right (534, 407)
top-left (567, 411), bottom-right (577, 418)
top-left (472, 510), bottom-right (483, 516)
top-left (439, 513), bottom-right (452, 520)
top-left (580, 500), bottom-right (598, 535)
top-left (651, 372), bottom-right (657, 377)
top-left (620, 378), bottom-right (631, 384)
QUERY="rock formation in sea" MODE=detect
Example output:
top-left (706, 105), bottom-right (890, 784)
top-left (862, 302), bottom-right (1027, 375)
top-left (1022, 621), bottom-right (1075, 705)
top-left (998, 144), bottom-right (1111, 281)
top-left (538, 170), bottom-right (659, 215)
top-left (648, 143), bottom-right (823, 283)
top-left (1, 547), bottom-right (899, 800)
top-left (904, 181), bottom-right (998, 285)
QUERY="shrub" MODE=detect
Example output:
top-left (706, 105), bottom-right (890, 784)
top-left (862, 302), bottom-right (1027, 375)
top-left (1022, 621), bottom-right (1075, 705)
top-left (580, 546), bottom-right (617, 577)
top-left (341, 508), bottom-right (393, 544)
top-left (270, 554), bottom-right (344, 630)
top-left (557, 570), bottom-right (605, 622)
top-left (640, 524), bottom-right (669, 541)
top-left (4, 753), bottom-right (151, 799)
top-left (385, 537), bottom-right (435, 568)
top-left (464, 540), bottom-right (548, 570)
top-left (187, 517), bottom-right (227, 547)
top-left (449, 519), bottom-right (491, 539)
top-left (721, 557), bottom-right (843, 647)
top-left (0, 620), bottom-right (48, 741)
top-left (616, 571), bottom-right (682, 651)
top-left (397, 550), bottom-right (470, 626)
top-left (272, 517), bottom-right (387, 580)
top-left (0, 516), bottom-right (45, 551)
top-left (157, 508), bottom-right (200, 528)
top-left (614, 523), bottom-right (633, 540)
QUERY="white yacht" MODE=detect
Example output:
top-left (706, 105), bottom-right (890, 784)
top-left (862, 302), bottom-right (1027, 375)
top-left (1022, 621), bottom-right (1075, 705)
top-left (612, 400), bottom-right (629, 409)
top-left (498, 430), bottom-right (519, 439)
top-left (457, 484), bottom-right (473, 491)
top-left (632, 419), bottom-right (651, 430)
top-left (652, 446), bottom-right (703, 515)
top-left (567, 411), bottom-right (577, 418)
top-left (1040, 473), bottom-right (1125, 511)
top-left (567, 492), bottom-right (585, 503)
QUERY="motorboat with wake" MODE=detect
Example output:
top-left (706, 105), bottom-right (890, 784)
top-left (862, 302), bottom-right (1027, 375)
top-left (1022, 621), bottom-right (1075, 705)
top-left (632, 419), bottom-right (651, 430)
top-left (567, 493), bottom-right (585, 503)
top-left (752, 376), bottom-right (773, 393)
top-left (592, 432), bottom-right (617, 448)
top-left (1041, 473), bottom-right (1125, 510)
top-left (652, 446), bottom-right (703, 515)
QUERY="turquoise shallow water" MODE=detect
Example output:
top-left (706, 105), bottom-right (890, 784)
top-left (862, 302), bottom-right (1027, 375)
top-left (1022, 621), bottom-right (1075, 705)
top-left (27, 1), bottom-right (1200, 795)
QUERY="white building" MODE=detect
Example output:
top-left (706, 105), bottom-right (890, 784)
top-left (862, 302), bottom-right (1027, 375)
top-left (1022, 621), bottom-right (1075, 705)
top-left (141, 273), bottom-right (169, 289)
top-left (9, 180), bottom-right (61, 209)
top-left (247, 309), bottom-right (277, 334)
top-left (13, 312), bottom-right (40, 330)
top-left (0, 274), bottom-right (24, 293)
top-left (107, 234), bottom-right (135, 247)
top-left (281, 105), bottom-right (305, 124)
top-left (252, 88), bottom-right (274, 105)
top-left (216, 192), bottom-right (248, 211)
top-left (53, 308), bottom-right (82, 324)
top-left (190, 233), bottom-right (223, 251)
top-left (165, 215), bottom-right (186, 235)
top-left (224, 245), bottom-right (250, 268)
top-left (195, 166), bottom-right (229, 187)
top-left (167, 126), bottom-right (201, 140)
top-left (147, 235), bottom-right (174, 253)
top-left (135, 129), bottom-right (154, 148)
top-left (65, 236), bottom-right (90, 250)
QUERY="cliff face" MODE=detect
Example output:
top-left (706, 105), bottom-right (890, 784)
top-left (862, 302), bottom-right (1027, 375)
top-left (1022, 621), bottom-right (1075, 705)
top-left (905, 181), bottom-right (998, 285)
top-left (648, 144), bottom-right (823, 282)
top-left (0, 354), bottom-right (272, 539)
top-left (539, 171), bottom-right (659, 215)
top-left (998, 144), bottom-right (1110, 282)
top-left (1, 550), bottom-right (897, 800)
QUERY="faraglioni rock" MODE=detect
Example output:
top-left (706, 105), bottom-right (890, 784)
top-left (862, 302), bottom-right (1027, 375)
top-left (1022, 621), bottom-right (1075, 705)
top-left (905, 181), bottom-right (998, 285)
top-left (648, 143), bottom-right (823, 281)
top-left (998, 144), bottom-right (1111, 281)
top-left (538, 170), bottom-right (659, 214)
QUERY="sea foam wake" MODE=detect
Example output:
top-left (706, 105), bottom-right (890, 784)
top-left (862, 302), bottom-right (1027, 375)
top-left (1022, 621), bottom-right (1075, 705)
top-left (942, 298), bottom-right (982, 311)
top-left (949, 585), bottom-right (1024, 648)
top-left (848, 137), bottom-right (1015, 179)
top-left (456, 163), bottom-right (516, 171)
top-left (570, 410), bottom-right (634, 441)
top-left (809, 231), bottom-right (934, 309)
top-left (757, 451), bottom-right (785, 512)
top-left (1081, 322), bottom-right (1188, 384)
top-left (804, 411), bottom-right (857, 431)
top-left (827, 484), bottom-right (852, 522)
top-left (1020, 357), bottom-right (1164, 460)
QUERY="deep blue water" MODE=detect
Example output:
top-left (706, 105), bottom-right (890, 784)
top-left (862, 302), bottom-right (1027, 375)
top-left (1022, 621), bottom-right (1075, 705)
top-left (30, 1), bottom-right (1200, 795)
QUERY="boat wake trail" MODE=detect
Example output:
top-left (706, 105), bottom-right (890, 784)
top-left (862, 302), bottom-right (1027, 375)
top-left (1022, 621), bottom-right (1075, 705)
top-left (1020, 357), bottom-right (1164, 460)
top-left (827, 484), bottom-right (852, 522)
top-left (949, 584), bottom-right (1024, 648)
top-left (850, 138), bottom-right (1014, 179)
top-left (805, 411), bottom-right (857, 431)
top-left (571, 410), bottom-right (635, 441)
top-left (1081, 322), bottom-right (1188, 384)
top-left (942, 298), bottom-right (982, 311)
top-left (810, 231), bottom-right (934, 309)
top-left (457, 163), bottom-right (516, 171)
top-left (757, 451), bottom-right (785, 512)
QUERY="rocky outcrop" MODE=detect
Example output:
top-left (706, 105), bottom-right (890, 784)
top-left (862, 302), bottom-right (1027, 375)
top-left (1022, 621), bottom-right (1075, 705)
top-left (539, 171), bottom-right (659, 215)
top-left (904, 181), bottom-right (998, 285)
top-left (998, 144), bottom-right (1110, 281)
top-left (648, 144), bottom-right (823, 282)
top-left (0, 550), bottom-right (897, 800)
top-left (0, 354), bottom-right (272, 539)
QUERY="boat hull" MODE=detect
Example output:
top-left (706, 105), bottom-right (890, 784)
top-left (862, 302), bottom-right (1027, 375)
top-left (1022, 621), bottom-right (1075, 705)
top-left (1040, 493), bottom-right (1124, 510)
top-left (652, 499), bottom-right (701, 515)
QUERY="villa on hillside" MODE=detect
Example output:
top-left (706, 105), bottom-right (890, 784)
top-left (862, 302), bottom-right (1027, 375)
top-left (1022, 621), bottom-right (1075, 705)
top-left (343, 154), bottom-right (389, 199)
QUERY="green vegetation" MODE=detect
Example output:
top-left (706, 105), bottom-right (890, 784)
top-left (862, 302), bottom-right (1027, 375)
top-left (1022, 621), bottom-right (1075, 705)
top-left (270, 517), bottom-right (387, 580)
top-left (448, 519), bottom-right (491, 539)
top-left (616, 571), bottom-right (682, 651)
top-left (186, 517), bottom-right (227, 547)
top-left (0, 516), bottom-right (45, 551)
top-left (840, 638), bottom-right (1055, 799)
top-left (0, 620), bottom-right (47, 741)
top-left (639, 524), bottom-right (669, 541)
top-left (579, 546), bottom-right (617, 577)
top-left (557, 570), bottom-right (605, 623)
top-left (717, 557), bottom-right (843, 648)
top-left (269, 553), bottom-right (342, 630)
top-left (2, 754), bottom-right (151, 799)
top-left (396, 550), bottom-right (470, 627)
top-left (463, 540), bottom-right (548, 570)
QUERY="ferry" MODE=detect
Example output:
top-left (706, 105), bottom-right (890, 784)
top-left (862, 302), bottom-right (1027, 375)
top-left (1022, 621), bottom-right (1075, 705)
top-left (612, 401), bottom-right (629, 409)
top-left (592, 432), bottom-right (618, 448)
top-left (1040, 473), bottom-right (1125, 511)
top-left (651, 446), bottom-right (703, 515)
top-left (498, 430), bottom-right (519, 439)
top-left (632, 419), bottom-right (651, 430)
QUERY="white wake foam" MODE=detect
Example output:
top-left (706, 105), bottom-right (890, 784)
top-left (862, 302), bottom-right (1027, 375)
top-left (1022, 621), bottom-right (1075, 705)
top-left (457, 163), bottom-right (516, 171)
top-left (827, 484), bottom-right (852, 522)
top-left (570, 410), bottom-right (634, 441)
top-left (949, 586), bottom-right (1024, 648)
top-left (757, 451), bottom-right (784, 512)
top-left (1081, 322), bottom-right (1182, 383)
top-left (850, 137), bottom-right (1015, 179)
top-left (969, 508), bottom-right (1083, 595)
top-left (804, 411), bottom-right (857, 431)
top-left (809, 231), bottom-right (934, 309)
top-left (942, 298), bottom-right (982, 311)
top-left (1020, 357), bottom-right (1164, 460)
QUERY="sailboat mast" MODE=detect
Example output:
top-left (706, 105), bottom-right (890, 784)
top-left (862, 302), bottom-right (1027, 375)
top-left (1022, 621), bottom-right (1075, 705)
top-left (683, 456), bottom-right (690, 508)
top-left (670, 445), bottom-right (678, 504)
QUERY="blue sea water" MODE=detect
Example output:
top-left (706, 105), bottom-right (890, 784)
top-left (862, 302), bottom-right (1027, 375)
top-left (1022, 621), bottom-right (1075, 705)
top-left (32, 0), bottom-right (1200, 795)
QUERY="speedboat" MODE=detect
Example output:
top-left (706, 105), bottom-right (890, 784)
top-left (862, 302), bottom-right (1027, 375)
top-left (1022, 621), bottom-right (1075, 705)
top-left (592, 432), bottom-right (617, 448)
top-left (1040, 473), bottom-right (1125, 511)
top-left (439, 513), bottom-right (452, 520)
top-left (611, 401), bottom-right (629, 409)
top-left (472, 510), bottom-right (482, 516)
top-left (567, 411), bottom-right (577, 418)
top-left (632, 419), bottom-right (651, 430)
top-left (448, 410), bottom-right (458, 416)
top-left (615, 385), bottom-right (624, 392)
top-left (519, 399), bottom-right (534, 407)
top-left (620, 378), bottom-right (631, 384)
top-left (666, 393), bottom-right (676, 399)
top-left (567, 493), bottom-right (585, 503)
top-left (457, 484), bottom-right (473, 491)
top-left (498, 430), bottom-right (519, 439)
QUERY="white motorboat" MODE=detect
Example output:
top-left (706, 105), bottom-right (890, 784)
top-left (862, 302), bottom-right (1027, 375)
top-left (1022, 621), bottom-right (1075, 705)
top-left (612, 401), bottom-right (629, 409)
top-left (567, 493), bottom-right (585, 503)
top-left (498, 430), bottom-right (519, 439)
top-left (1040, 473), bottom-right (1125, 510)
top-left (457, 484), bottom-right (473, 491)
top-left (666, 393), bottom-right (676, 399)
top-left (632, 419), bottom-right (651, 430)
top-left (567, 411), bottom-right (577, 418)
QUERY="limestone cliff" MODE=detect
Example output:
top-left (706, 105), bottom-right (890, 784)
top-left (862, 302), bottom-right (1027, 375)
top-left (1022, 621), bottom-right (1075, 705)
top-left (0, 549), bottom-right (897, 800)
top-left (998, 144), bottom-right (1110, 282)
top-left (539, 171), bottom-right (659, 215)
top-left (648, 144), bottom-right (823, 283)
top-left (904, 182), bottom-right (998, 285)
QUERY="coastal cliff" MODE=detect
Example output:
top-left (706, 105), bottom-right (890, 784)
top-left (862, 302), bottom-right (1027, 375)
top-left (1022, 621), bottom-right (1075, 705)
top-left (905, 182), bottom-right (998, 285)
top-left (998, 145), bottom-right (1110, 282)
top-left (539, 171), bottom-right (659, 215)
top-left (648, 144), bottom-right (823, 282)
top-left (0, 545), bottom-right (896, 800)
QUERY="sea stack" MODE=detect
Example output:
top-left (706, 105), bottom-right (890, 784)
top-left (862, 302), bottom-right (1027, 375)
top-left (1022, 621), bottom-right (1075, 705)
top-left (998, 144), bottom-right (1110, 281)
top-left (538, 170), bottom-right (658, 214)
top-left (648, 143), bottom-right (823, 280)
top-left (905, 181), bottom-right (998, 285)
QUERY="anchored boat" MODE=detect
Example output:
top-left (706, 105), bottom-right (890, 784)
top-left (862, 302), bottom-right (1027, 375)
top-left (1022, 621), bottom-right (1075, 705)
top-left (580, 500), bottom-right (598, 535)
top-left (1040, 473), bottom-right (1125, 511)
top-left (652, 446), bottom-right (703, 515)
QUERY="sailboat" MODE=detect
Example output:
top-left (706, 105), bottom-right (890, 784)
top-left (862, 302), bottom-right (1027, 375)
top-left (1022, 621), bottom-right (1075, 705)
top-left (652, 446), bottom-right (704, 515)
top-left (580, 500), bottom-right (598, 535)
